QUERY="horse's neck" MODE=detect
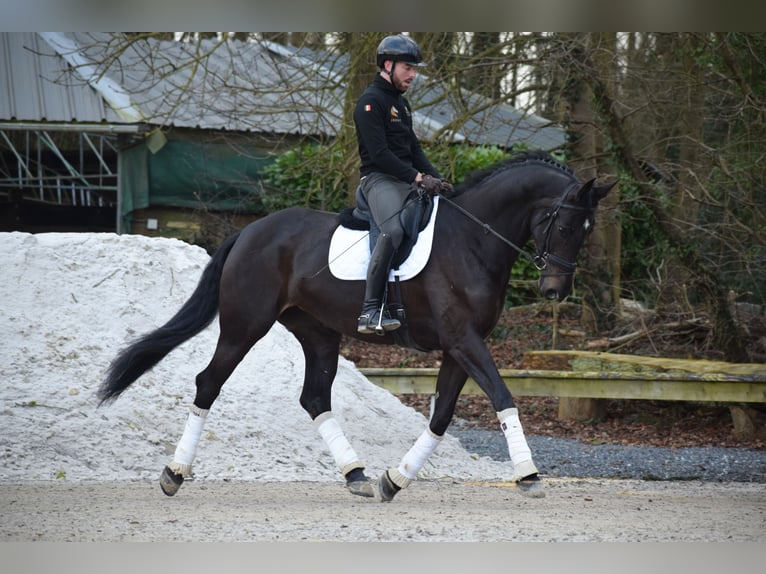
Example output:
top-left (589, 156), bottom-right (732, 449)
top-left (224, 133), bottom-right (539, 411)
top-left (464, 183), bottom-right (534, 238)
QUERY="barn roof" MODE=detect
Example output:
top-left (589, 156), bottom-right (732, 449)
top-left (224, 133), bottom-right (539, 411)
top-left (0, 32), bottom-right (565, 150)
top-left (0, 33), bottom-right (127, 125)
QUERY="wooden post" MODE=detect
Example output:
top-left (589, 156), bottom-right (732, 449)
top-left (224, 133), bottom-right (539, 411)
top-left (521, 350), bottom-right (609, 421)
top-left (558, 397), bottom-right (607, 421)
top-left (729, 406), bottom-right (766, 440)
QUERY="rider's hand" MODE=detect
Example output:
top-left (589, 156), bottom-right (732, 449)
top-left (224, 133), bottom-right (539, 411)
top-left (419, 174), bottom-right (443, 196)
top-left (438, 179), bottom-right (454, 195)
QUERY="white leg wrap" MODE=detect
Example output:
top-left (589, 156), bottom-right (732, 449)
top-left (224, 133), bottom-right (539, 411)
top-left (498, 407), bottom-right (539, 480)
top-left (314, 412), bottom-right (364, 476)
top-left (389, 428), bottom-right (443, 489)
top-left (168, 404), bottom-right (209, 477)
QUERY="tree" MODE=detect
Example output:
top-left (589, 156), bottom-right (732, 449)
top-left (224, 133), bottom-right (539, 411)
top-left (578, 34), bottom-right (760, 360)
top-left (530, 32), bottom-right (766, 361)
top-left (549, 33), bottom-right (622, 334)
top-left (335, 33), bottom-right (384, 201)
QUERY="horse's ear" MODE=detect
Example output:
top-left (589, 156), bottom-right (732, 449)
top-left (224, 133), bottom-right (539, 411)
top-left (593, 180), bottom-right (618, 201)
top-left (570, 178), bottom-right (595, 203)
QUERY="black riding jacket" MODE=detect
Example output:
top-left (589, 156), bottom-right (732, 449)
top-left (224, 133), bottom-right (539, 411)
top-left (354, 74), bottom-right (442, 183)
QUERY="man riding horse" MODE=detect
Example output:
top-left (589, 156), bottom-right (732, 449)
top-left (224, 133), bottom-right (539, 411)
top-left (353, 34), bottom-right (453, 335)
top-left (98, 35), bottom-right (616, 503)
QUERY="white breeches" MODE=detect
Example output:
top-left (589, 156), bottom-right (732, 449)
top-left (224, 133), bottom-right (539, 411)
top-left (168, 404), bottom-right (209, 477)
top-left (314, 412), bottom-right (364, 476)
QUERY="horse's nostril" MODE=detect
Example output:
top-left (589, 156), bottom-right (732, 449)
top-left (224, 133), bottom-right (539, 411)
top-left (545, 289), bottom-right (560, 301)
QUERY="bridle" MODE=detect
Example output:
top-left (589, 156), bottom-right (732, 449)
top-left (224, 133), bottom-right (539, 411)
top-left (532, 181), bottom-right (592, 275)
top-left (438, 180), bottom-right (592, 276)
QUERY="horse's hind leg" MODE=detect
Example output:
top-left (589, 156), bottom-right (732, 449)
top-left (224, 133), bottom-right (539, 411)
top-left (161, 321), bottom-right (270, 496)
top-left (281, 311), bottom-right (374, 498)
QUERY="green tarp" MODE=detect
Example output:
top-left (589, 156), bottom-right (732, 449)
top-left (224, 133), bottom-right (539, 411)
top-left (120, 138), bottom-right (274, 231)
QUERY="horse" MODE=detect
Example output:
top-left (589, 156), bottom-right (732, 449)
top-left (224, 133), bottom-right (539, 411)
top-left (98, 150), bottom-right (615, 502)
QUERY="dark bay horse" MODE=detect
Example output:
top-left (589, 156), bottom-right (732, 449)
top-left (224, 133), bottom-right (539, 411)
top-left (98, 150), bottom-right (614, 501)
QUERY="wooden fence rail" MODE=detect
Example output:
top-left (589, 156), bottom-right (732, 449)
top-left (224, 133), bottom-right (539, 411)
top-left (358, 367), bottom-right (766, 404)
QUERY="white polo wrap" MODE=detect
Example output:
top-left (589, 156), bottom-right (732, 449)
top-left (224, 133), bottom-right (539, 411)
top-left (390, 427), bottom-right (443, 488)
top-left (498, 407), bottom-right (539, 479)
top-left (169, 404), bottom-right (209, 476)
top-left (314, 412), bottom-right (363, 475)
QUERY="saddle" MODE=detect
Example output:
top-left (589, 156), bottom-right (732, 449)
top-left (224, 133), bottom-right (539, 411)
top-left (337, 187), bottom-right (435, 352)
top-left (338, 186), bottom-right (435, 269)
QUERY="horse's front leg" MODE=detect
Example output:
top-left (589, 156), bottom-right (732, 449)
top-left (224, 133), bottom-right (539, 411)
top-left (449, 335), bottom-right (545, 498)
top-left (379, 353), bottom-right (467, 502)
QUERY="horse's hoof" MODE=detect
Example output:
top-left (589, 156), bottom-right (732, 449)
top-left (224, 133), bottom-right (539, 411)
top-left (517, 474), bottom-right (545, 498)
top-left (346, 479), bottom-right (375, 498)
top-left (160, 465), bottom-right (184, 497)
top-left (344, 467), bottom-right (374, 498)
top-left (378, 470), bottom-right (401, 503)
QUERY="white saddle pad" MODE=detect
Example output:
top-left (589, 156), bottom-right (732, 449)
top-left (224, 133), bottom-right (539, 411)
top-left (328, 196), bottom-right (440, 281)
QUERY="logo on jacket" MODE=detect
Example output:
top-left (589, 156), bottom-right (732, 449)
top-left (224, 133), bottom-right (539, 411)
top-left (389, 106), bottom-right (401, 122)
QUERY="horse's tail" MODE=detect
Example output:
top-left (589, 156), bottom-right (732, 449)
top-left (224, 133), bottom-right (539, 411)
top-left (97, 232), bottom-right (241, 405)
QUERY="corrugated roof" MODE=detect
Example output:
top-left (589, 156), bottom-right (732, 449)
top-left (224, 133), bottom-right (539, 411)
top-left (417, 87), bottom-right (566, 151)
top-left (0, 32), bottom-right (342, 134)
top-left (46, 32), bottom-right (342, 135)
top-left (0, 32), bottom-right (122, 123)
top-left (270, 40), bottom-right (565, 151)
top-left (0, 32), bottom-right (565, 150)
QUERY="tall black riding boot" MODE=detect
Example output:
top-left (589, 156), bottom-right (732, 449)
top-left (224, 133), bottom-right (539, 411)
top-left (357, 233), bottom-right (401, 335)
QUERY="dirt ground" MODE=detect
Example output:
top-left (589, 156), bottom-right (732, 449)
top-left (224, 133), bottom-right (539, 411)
top-left (1, 478), bottom-right (763, 542)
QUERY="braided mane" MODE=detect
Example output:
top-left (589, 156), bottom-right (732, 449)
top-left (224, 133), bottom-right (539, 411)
top-left (453, 150), bottom-right (573, 196)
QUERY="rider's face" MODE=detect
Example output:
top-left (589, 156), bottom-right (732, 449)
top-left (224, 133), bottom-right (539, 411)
top-left (387, 62), bottom-right (418, 92)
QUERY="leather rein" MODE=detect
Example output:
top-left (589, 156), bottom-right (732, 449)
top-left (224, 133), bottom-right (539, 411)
top-left (437, 181), bottom-right (590, 275)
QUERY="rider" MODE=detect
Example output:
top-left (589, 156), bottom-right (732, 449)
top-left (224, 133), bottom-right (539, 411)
top-left (354, 34), bottom-right (453, 335)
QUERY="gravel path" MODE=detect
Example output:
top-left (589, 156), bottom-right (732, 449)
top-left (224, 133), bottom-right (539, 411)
top-left (452, 429), bottom-right (766, 482)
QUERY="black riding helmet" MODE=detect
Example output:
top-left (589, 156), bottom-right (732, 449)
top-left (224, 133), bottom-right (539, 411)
top-left (376, 34), bottom-right (425, 68)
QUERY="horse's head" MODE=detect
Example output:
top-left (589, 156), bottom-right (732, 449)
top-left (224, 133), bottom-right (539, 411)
top-left (530, 178), bottom-right (616, 301)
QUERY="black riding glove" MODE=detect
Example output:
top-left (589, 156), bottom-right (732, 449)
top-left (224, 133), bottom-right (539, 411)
top-left (419, 174), bottom-right (443, 196)
top-left (439, 179), bottom-right (454, 195)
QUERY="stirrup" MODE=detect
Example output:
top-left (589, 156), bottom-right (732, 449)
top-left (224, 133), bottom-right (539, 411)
top-left (357, 310), bottom-right (400, 335)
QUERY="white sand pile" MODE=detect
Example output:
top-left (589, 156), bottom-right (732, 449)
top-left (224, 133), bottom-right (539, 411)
top-left (0, 231), bottom-right (513, 483)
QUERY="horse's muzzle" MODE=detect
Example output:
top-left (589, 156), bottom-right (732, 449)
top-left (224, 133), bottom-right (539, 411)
top-left (539, 275), bottom-right (572, 301)
top-left (543, 287), bottom-right (562, 301)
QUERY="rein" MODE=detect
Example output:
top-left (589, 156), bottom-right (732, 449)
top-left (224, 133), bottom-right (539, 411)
top-left (437, 193), bottom-right (540, 267)
top-left (438, 181), bottom-right (587, 274)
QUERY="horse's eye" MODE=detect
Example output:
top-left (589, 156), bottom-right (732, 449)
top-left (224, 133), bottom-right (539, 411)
top-left (558, 225), bottom-right (572, 236)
